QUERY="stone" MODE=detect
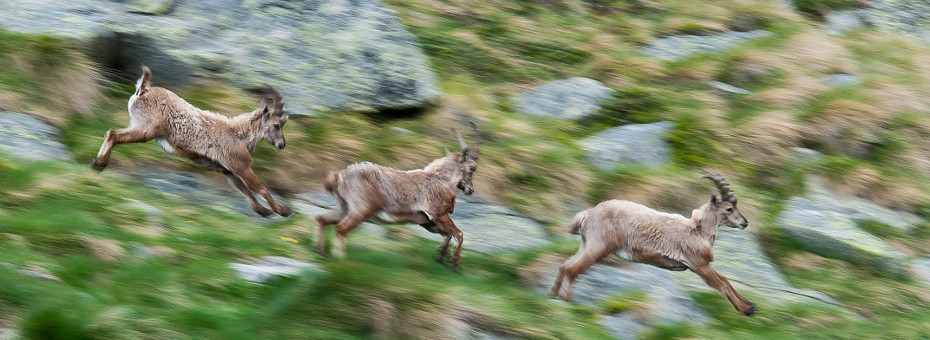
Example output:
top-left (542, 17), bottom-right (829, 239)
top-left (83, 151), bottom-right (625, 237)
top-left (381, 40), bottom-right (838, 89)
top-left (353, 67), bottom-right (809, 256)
top-left (0, 0), bottom-right (440, 115)
top-left (229, 256), bottom-right (324, 284)
top-left (0, 328), bottom-right (16, 340)
top-left (513, 77), bottom-right (616, 121)
top-left (911, 257), bottom-right (930, 286)
top-left (791, 147), bottom-right (825, 164)
top-left (18, 265), bottom-right (60, 282)
top-left (707, 81), bottom-right (751, 97)
top-left (581, 121), bottom-right (674, 170)
top-left (0, 112), bottom-right (71, 162)
top-left (806, 178), bottom-right (923, 233)
top-left (121, 200), bottom-right (166, 224)
top-left (854, 0), bottom-right (930, 45)
top-left (824, 10), bottom-right (866, 35)
top-left (534, 260), bottom-right (709, 339)
top-left (822, 73), bottom-right (861, 87)
top-left (411, 194), bottom-right (550, 253)
top-left (670, 228), bottom-right (840, 306)
top-left (138, 170), bottom-right (289, 220)
top-left (774, 197), bottom-right (909, 278)
top-left (641, 30), bottom-right (773, 62)
top-left (296, 191), bottom-right (550, 253)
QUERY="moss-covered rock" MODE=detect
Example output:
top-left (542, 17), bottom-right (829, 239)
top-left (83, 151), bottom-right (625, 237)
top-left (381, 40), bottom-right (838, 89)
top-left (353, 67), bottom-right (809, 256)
top-left (534, 260), bottom-right (709, 339)
top-left (670, 228), bottom-right (840, 306)
top-left (0, 0), bottom-right (440, 115)
top-left (0, 112), bottom-right (71, 161)
top-left (513, 77), bottom-right (615, 121)
top-left (775, 197), bottom-right (910, 278)
top-left (641, 30), bottom-right (773, 61)
top-left (581, 121), bottom-right (674, 170)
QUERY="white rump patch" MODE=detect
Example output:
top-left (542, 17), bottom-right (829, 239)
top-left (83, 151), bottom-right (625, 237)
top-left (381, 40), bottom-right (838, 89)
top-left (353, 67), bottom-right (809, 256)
top-left (614, 249), bottom-right (636, 262)
top-left (155, 138), bottom-right (176, 154)
top-left (127, 76), bottom-right (143, 117)
top-left (376, 212), bottom-right (399, 223)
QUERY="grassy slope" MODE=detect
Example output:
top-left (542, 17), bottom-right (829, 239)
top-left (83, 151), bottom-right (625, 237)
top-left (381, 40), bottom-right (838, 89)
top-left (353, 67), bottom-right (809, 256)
top-left (2, 0), bottom-right (930, 338)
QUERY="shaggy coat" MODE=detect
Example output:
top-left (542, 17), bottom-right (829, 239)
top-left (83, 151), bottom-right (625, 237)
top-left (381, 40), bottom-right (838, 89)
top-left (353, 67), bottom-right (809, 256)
top-left (550, 172), bottom-right (757, 316)
top-left (316, 125), bottom-right (480, 268)
top-left (91, 66), bottom-right (293, 217)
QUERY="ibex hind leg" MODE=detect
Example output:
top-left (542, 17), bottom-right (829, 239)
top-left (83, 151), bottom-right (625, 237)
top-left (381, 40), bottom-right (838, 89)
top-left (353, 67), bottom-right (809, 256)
top-left (333, 209), bottom-right (376, 259)
top-left (91, 128), bottom-right (157, 170)
top-left (551, 243), bottom-right (610, 301)
top-left (315, 209), bottom-right (344, 257)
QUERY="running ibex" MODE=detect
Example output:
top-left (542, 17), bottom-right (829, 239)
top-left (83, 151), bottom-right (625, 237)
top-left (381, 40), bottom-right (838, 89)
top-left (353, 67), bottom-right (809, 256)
top-left (549, 171), bottom-right (757, 316)
top-left (91, 66), bottom-right (293, 218)
top-left (315, 122), bottom-right (480, 269)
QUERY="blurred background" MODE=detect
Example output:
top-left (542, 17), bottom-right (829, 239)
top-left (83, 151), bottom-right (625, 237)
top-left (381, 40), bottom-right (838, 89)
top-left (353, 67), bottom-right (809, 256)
top-left (0, 0), bottom-right (929, 339)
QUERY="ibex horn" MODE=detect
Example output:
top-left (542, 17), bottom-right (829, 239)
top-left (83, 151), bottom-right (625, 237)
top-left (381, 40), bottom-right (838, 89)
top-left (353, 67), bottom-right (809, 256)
top-left (452, 128), bottom-right (469, 159)
top-left (469, 121), bottom-right (480, 160)
top-left (702, 170), bottom-right (735, 202)
top-left (265, 84), bottom-right (285, 116)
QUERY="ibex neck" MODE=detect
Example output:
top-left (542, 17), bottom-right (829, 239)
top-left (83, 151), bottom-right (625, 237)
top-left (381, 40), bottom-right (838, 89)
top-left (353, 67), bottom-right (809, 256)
top-left (691, 203), bottom-right (720, 244)
top-left (421, 158), bottom-right (460, 191)
top-left (231, 112), bottom-right (263, 153)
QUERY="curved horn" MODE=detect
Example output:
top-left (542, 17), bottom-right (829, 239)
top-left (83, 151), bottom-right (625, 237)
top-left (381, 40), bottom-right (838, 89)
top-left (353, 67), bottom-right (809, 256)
top-left (266, 85), bottom-right (285, 116)
top-left (468, 121), bottom-right (480, 160)
top-left (702, 170), bottom-right (735, 201)
top-left (451, 128), bottom-right (469, 160)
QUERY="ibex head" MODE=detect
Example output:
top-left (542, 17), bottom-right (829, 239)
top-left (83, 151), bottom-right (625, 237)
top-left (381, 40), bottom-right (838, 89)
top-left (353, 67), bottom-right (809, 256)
top-left (450, 121), bottom-right (480, 195)
top-left (257, 86), bottom-right (288, 149)
top-left (702, 170), bottom-right (748, 230)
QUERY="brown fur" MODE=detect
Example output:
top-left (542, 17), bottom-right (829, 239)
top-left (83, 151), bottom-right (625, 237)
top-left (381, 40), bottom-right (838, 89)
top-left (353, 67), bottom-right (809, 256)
top-left (549, 171), bottom-right (757, 316)
top-left (91, 66), bottom-right (293, 217)
top-left (315, 124), bottom-right (480, 269)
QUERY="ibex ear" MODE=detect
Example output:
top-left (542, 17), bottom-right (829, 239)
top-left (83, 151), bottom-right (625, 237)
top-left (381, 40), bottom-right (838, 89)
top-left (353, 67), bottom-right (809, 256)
top-left (710, 194), bottom-right (718, 210)
top-left (459, 149), bottom-right (469, 163)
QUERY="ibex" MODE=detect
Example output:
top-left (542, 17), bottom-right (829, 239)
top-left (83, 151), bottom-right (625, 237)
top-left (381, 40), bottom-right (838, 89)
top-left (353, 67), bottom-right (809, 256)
top-left (315, 122), bottom-right (480, 269)
top-left (91, 66), bottom-right (294, 218)
top-left (549, 171), bottom-right (757, 316)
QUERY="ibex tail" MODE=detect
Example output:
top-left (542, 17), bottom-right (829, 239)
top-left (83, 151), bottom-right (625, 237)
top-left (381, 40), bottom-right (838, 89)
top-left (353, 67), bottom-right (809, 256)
top-left (324, 171), bottom-right (340, 193)
top-left (137, 66), bottom-right (152, 95)
top-left (567, 210), bottom-right (587, 235)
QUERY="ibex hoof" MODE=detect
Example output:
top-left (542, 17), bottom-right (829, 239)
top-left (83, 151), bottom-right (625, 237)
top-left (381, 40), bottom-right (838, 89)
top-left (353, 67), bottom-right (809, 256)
top-left (90, 159), bottom-right (105, 171)
top-left (278, 206), bottom-right (295, 217)
top-left (256, 208), bottom-right (274, 218)
top-left (742, 303), bottom-right (758, 316)
top-left (433, 254), bottom-right (446, 263)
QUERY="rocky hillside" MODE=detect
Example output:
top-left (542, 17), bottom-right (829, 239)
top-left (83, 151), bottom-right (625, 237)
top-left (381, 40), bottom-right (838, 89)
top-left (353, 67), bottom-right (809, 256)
top-left (1, 0), bottom-right (930, 339)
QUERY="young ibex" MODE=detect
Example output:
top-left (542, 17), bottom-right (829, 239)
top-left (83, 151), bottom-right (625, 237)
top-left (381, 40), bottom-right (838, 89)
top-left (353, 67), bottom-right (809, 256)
top-left (549, 171), bottom-right (757, 316)
top-left (315, 122), bottom-right (480, 269)
top-left (91, 66), bottom-right (294, 218)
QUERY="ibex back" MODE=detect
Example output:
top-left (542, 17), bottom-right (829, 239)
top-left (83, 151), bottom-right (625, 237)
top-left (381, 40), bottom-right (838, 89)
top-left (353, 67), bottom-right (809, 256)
top-left (315, 122), bottom-right (480, 269)
top-left (91, 66), bottom-right (293, 218)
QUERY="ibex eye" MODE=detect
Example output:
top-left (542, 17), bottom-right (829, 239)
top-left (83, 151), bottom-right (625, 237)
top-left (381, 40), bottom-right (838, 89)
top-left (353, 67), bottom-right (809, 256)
top-left (726, 208), bottom-right (733, 212)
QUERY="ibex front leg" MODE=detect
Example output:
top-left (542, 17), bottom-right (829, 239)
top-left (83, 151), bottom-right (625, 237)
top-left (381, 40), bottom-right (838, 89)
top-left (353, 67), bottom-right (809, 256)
top-left (436, 214), bottom-right (464, 270)
top-left (228, 158), bottom-right (293, 217)
top-left (225, 172), bottom-right (274, 217)
top-left (91, 128), bottom-right (157, 170)
top-left (692, 265), bottom-right (757, 316)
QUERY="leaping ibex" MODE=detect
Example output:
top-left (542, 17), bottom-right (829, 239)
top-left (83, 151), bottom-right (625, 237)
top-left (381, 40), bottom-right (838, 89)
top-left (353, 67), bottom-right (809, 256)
top-left (91, 66), bottom-right (294, 218)
top-left (549, 171), bottom-right (757, 316)
top-left (315, 122), bottom-right (481, 269)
